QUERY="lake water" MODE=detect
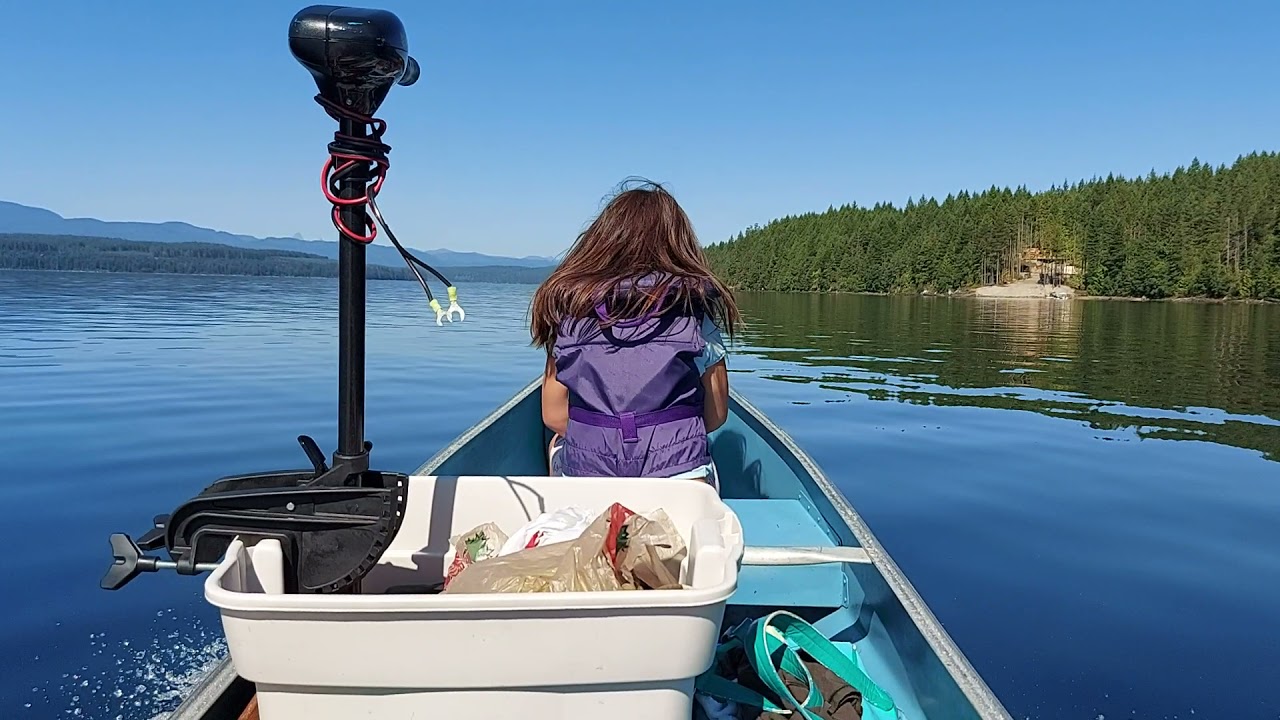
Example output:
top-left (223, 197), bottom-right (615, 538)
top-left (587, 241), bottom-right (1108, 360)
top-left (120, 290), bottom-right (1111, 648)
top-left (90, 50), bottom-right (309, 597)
top-left (1, 270), bottom-right (1277, 720)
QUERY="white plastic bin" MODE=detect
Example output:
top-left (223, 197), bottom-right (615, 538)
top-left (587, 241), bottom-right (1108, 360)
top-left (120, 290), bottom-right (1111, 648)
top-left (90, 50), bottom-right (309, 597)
top-left (204, 475), bottom-right (745, 720)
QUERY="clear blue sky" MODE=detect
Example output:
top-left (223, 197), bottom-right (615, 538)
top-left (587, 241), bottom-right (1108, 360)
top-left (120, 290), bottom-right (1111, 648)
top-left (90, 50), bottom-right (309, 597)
top-left (4, 0), bottom-right (1278, 258)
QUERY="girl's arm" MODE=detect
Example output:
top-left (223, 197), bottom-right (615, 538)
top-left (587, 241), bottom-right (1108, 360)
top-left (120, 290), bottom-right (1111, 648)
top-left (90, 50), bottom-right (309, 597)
top-left (702, 358), bottom-right (729, 432)
top-left (541, 354), bottom-right (569, 435)
top-left (697, 314), bottom-right (730, 432)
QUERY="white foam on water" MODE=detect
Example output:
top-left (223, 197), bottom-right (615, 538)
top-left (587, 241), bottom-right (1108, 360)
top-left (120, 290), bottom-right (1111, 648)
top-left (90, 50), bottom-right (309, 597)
top-left (30, 608), bottom-right (228, 720)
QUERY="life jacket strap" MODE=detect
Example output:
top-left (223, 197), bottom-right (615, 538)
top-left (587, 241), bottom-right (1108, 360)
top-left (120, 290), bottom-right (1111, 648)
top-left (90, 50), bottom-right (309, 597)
top-left (568, 405), bottom-right (702, 443)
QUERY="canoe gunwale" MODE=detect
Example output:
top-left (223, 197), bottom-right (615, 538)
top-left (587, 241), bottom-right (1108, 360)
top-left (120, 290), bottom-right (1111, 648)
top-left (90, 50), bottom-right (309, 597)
top-left (165, 652), bottom-right (244, 720)
top-left (414, 378), bottom-right (544, 476)
top-left (727, 389), bottom-right (1012, 720)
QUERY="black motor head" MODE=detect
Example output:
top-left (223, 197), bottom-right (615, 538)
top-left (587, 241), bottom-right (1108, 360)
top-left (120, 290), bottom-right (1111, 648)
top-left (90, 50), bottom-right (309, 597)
top-left (289, 5), bottom-right (420, 115)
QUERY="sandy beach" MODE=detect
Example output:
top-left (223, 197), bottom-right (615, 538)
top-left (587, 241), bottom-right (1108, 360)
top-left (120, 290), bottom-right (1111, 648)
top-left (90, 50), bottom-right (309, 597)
top-left (973, 278), bottom-right (1075, 298)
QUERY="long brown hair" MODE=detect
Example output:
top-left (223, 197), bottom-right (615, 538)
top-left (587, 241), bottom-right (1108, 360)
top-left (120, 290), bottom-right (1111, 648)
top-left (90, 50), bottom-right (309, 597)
top-left (530, 179), bottom-right (739, 350)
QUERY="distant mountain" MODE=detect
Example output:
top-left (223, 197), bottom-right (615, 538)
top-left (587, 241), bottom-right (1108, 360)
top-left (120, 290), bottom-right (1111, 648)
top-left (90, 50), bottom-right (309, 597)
top-left (0, 201), bottom-right (557, 269)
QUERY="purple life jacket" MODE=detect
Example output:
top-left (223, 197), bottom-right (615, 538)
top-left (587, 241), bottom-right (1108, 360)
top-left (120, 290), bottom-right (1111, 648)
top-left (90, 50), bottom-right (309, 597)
top-left (551, 275), bottom-right (711, 477)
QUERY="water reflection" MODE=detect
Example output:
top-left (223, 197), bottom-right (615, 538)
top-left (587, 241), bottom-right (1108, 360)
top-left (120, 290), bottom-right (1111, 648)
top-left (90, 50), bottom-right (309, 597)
top-left (731, 292), bottom-right (1280, 461)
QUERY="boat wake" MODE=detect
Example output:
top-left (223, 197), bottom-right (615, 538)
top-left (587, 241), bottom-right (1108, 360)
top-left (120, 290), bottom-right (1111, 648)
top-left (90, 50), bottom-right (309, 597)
top-left (28, 608), bottom-right (226, 720)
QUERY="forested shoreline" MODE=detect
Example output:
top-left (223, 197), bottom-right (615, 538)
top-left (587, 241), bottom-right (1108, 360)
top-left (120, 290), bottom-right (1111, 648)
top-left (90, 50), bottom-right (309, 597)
top-left (0, 234), bottom-right (552, 284)
top-left (705, 152), bottom-right (1280, 300)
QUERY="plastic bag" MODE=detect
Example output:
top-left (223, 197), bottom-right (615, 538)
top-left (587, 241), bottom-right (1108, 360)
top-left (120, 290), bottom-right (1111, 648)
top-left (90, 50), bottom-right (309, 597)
top-left (610, 504), bottom-right (686, 591)
top-left (442, 503), bottom-right (687, 594)
top-left (497, 506), bottom-right (595, 556)
top-left (443, 522), bottom-right (508, 588)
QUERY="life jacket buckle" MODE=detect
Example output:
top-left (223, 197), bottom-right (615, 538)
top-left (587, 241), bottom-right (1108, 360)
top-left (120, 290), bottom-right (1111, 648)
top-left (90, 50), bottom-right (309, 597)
top-left (619, 411), bottom-right (639, 443)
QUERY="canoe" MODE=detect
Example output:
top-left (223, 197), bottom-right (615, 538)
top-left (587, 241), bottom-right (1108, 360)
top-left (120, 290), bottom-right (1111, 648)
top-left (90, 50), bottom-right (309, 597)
top-left (160, 378), bottom-right (1011, 720)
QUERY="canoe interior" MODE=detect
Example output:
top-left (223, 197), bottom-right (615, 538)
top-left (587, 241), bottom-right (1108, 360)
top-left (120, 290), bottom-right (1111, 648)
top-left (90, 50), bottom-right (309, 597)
top-left (419, 381), bottom-right (1006, 720)
top-left (174, 380), bottom-right (1008, 720)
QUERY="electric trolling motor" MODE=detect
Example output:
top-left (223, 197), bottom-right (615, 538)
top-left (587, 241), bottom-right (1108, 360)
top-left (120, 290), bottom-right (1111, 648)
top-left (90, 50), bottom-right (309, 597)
top-left (100, 6), bottom-right (455, 595)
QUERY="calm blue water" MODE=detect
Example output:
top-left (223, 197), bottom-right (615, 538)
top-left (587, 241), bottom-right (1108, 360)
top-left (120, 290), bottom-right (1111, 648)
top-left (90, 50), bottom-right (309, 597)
top-left (2, 270), bottom-right (1277, 720)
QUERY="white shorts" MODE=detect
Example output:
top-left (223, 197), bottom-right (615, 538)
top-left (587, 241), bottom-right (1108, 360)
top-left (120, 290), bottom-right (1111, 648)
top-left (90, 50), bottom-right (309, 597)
top-left (549, 437), bottom-right (719, 492)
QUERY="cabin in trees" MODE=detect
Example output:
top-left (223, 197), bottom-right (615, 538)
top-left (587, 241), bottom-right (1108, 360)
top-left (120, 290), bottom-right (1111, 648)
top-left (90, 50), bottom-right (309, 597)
top-left (1018, 247), bottom-right (1078, 286)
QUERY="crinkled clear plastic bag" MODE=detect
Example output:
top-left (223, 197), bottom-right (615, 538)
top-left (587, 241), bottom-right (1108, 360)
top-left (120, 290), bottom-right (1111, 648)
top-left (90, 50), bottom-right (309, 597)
top-left (443, 522), bottom-right (508, 589)
top-left (441, 503), bottom-right (687, 594)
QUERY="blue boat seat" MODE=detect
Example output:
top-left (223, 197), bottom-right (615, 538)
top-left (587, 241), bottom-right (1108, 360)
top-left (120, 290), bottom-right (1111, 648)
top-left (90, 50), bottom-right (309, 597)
top-left (724, 498), bottom-right (847, 610)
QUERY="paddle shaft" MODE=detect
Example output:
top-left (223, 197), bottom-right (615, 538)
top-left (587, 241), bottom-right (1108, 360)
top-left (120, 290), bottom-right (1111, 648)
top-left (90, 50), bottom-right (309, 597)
top-left (741, 546), bottom-right (871, 566)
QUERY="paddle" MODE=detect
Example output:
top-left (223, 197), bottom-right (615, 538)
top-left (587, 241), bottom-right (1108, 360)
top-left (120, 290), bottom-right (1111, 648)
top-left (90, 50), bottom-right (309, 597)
top-left (741, 546), bottom-right (871, 565)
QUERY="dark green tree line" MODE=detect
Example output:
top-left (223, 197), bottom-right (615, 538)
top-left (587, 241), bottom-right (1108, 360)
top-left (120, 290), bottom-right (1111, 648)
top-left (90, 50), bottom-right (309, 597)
top-left (0, 234), bottom-right (413, 280)
top-left (0, 234), bottom-right (553, 284)
top-left (705, 152), bottom-right (1280, 299)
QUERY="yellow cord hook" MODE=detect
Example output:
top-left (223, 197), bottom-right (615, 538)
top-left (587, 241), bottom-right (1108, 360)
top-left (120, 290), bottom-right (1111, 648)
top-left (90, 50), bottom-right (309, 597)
top-left (429, 288), bottom-right (465, 326)
top-left (429, 299), bottom-right (447, 326)
top-left (446, 286), bottom-right (465, 323)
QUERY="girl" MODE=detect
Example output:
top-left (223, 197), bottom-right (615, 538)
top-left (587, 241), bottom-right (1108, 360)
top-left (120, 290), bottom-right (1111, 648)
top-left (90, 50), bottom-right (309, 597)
top-left (530, 180), bottom-right (740, 486)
